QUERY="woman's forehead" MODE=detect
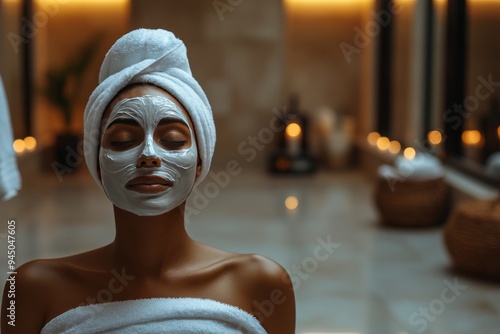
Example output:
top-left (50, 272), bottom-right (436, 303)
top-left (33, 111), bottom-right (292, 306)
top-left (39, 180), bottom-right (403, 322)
top-left (102, 84), bottom-right (192, 127)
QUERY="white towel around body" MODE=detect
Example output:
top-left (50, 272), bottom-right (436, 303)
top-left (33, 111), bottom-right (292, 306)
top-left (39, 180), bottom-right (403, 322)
top-left (40, 297), bottom-right (267, 334)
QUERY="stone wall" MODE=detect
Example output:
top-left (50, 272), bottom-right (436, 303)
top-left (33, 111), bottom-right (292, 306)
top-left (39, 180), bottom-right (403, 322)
top-left (131, 0), bottom-right (286, 171)
top-left (131, 0), bottom-right (369, 171)
top-left (2, 0), bottom-right (369, 173)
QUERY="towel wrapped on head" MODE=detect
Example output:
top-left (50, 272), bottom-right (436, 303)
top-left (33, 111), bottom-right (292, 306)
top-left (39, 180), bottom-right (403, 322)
top-left (84, 28), bottom-right (216, 188)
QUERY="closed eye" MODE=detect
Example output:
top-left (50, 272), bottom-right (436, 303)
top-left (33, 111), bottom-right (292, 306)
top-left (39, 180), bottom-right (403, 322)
top-left (109, 140), bottom-right (138, 148)
top-left (103, 122), bottom-right (143, 151)
top-left (160, 140), bottom-right (187, 149)
top-left (156, 122), bottom-right (190, 150)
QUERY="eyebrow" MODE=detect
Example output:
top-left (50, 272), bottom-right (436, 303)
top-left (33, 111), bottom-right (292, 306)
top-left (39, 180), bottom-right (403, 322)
top-left (158, 117), bottom-right (188, 127)
top-left (108, 118), bottom-right (140, 127)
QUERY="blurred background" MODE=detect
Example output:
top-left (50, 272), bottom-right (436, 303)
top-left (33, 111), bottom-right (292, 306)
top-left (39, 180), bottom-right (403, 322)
top-left (1, 0), bottom-right (500, 333)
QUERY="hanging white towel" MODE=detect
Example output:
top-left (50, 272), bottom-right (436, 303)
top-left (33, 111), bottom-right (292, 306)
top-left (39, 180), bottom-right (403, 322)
top-left (40, 297), bottom-right (268, 334)
top-left (0, 75), bottom-right (21, 201)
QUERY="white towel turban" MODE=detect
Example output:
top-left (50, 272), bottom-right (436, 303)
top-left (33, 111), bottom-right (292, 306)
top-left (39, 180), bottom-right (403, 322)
top-left (84, 28), bottom-right (216, 188)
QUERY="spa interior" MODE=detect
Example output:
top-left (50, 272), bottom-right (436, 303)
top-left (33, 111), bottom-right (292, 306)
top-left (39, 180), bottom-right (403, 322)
top-left (2, 0), bottom-right (500, 333)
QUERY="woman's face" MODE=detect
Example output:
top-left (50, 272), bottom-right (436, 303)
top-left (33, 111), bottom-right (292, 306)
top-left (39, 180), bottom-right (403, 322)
top-left (99, 85), bottom-right (199, 216)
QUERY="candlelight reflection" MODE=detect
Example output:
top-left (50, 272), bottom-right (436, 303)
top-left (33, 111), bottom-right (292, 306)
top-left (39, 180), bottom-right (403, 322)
top-left (285, 196), bottom-right (299, 210)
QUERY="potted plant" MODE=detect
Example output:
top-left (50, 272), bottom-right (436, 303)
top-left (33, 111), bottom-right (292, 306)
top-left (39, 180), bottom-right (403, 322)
top-left (43, 37), bottom-right (100, 169)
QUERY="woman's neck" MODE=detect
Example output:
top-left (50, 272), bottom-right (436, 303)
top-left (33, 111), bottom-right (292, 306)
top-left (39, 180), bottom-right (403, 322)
top-left (109, 203), bottom-right (197, 278)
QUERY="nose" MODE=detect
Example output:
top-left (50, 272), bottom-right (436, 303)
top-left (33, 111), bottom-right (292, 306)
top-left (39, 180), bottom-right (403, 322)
top-left (136, 155), bottom-right (161, 168)
top-left (137, 136), bottom-right (161, 168)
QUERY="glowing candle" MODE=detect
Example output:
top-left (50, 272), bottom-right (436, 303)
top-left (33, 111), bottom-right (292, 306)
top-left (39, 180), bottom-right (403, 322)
top-left (376, 136), bottom-right (390, 151)
top-left (24, 136), bottom-right (37, 152)
top-left (404, 147), bottom-right (416, 160)
top-left (286, 122), bottom-right (302, 156)
top-left (388, 140), bottom-right (401, 154)
top-left (462, 130), bottom-right (481, 146)
top-left (367, 132), bottom-right (380, 146)
top-left (13, 139), bottom-right (26, 156)
top-left (462, 130), bottom-right (483, 162)
top-left (427, 130), bottom-right (443, 155)
top-left (428, 130), bottom-right (442, 145)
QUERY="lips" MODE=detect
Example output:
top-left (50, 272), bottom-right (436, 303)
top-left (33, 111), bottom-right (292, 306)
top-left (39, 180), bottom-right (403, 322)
top-left (125, 175), bottom-right (173, 194)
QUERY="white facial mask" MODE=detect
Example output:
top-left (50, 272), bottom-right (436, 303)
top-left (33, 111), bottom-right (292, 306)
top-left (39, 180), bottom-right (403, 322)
top-left (99, 95), bottom-right (198, 216)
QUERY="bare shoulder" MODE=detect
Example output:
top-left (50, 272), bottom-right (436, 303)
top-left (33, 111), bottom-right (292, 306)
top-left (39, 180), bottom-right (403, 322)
top-left (1, 259), bottom-right (66, 333)
top-left (4, 257), bottom-right (78, 305)
top-left (12, 245), bottom-right (110, 283)
top-left (230, 254), bottom-right (294, 302)
top-left (1, 247), bottom-right (111, 333)
top-left (197, 246), bottom-right (293, 296)
top-left (228, 253), bottom-right (296, 334)
top-left (7, 258), bottom-right (68, 296)
top-left (196, 245), bottom-right (291, 289)
top-left (234, 254), bottom-right (290, 286)
top-left (197, 248), bottom-right (296, 333)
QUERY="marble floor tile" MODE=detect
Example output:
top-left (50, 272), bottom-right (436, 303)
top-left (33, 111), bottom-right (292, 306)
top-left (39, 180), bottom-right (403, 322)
top-left (0, 158), bottom-right (499, 334)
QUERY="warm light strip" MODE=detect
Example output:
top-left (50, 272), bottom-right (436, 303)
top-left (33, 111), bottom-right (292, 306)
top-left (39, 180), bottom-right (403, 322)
top-left (4, 0), bottom-right (128, 3)
top-left (42, 0), bottom-right (127, 4)
top-left (285, 0), bottom-right (372, 5)
top-left (3, 0), bottom-right (129, 8)
top-left (397, 0), bottom-right (500, 3)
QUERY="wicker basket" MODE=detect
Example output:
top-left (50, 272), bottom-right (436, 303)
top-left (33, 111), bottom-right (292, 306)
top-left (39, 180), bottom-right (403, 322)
top-left (374, 176), bottom-right (449, 227)
top-left (443, 200), bottom-right (500, 280)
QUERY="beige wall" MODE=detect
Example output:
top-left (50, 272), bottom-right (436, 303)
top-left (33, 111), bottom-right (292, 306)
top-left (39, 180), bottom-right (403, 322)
top-left (131, 0), bottom-right (286, 170)
top-left (284, 2), bottom-right (367, 118)
top-left (2, 0), bottom-right (373, 171)
top-left (131, 0), bottom-right (369, 170)
top-left (1, 0), bottom-right (130, 146)
top-left (33, 0), bottom-right (130, 146)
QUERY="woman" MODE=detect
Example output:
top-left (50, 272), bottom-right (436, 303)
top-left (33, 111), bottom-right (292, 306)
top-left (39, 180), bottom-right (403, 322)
top-left (1, 29), bottom-right (295, 334)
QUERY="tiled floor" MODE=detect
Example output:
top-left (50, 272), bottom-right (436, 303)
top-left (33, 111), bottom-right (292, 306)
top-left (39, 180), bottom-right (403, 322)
top-left (1, 154), bottom-right (500, 334)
